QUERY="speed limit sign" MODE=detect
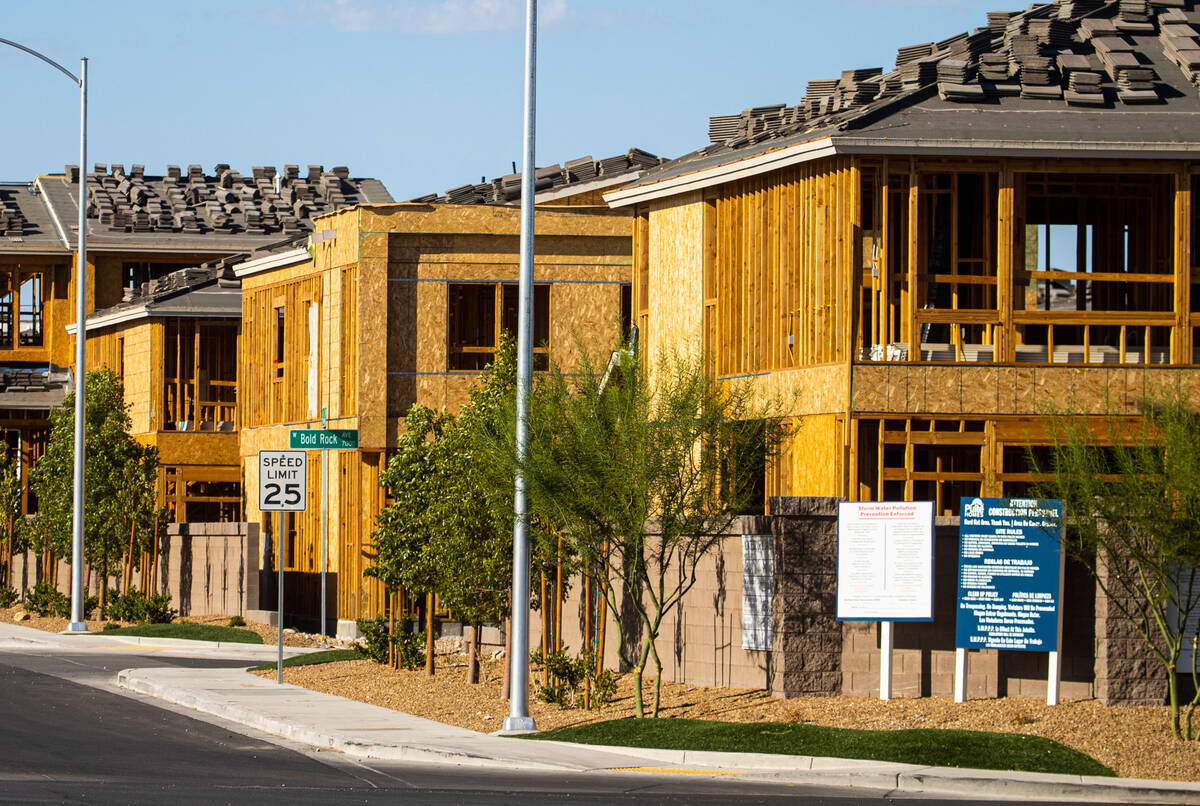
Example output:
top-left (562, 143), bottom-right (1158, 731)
top-left (258, 450), bottom-right (307, 511)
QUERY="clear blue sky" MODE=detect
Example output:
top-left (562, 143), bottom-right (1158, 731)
top-left (1, 1), bottom-right (1001, 201)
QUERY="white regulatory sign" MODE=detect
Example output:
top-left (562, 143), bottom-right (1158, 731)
top-left (258, 450), bottom-right (307, 512)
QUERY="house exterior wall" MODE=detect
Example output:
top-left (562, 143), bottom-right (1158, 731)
top-left (238, 203), bottom-right (633, 626)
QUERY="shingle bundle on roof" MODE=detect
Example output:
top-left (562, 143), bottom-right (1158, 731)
top-left (417, 148), bottom-right (664, 204)
top-left (694, 0), bottom-right (1200, 153)
top-left (72, 163), bottom-right (381, 235)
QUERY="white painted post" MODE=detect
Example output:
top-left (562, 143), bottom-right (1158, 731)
top-left (879, 620), bottom-right (893, 700)
top-left (954, 647), bottom-right (967, 703)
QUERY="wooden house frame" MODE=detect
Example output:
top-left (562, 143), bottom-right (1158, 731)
top-left (608, 2), bottom-right (1200, 519)
top-left (236, 202), bottom-right (634, 633)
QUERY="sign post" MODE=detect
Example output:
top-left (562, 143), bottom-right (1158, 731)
top-left (289, 427), bottom-right (358, 647)
top-left (837, 501), bottom-right (935, 701)
top-left (955, 497), bottom-right (1064, 705)
top-left (259, 450), bottom-right (307, 683)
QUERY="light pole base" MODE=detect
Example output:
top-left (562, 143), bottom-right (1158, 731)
top-left (64, 622), bottom-right (89, 633)
top-left (501, 715), bottom-right (536, 732)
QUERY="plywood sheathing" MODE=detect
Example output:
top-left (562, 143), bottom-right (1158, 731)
top-left (852, 363), bottom-right (1200, 416)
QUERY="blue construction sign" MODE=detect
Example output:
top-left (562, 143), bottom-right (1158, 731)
top-left (956, 497), bottom-right (1064, 652)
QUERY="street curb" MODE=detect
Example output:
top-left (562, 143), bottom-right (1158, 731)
top-left (115, 669), bottom-right (585, 771)
top-left (524, 740), bottom-right (1200, 804)
top-left (114, 665), bottom-right (1200, 804)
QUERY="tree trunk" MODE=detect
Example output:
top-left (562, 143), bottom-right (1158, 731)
top-left (124, 520), bottom-right (137, 594)
top-left (389, 590), bottom-right (397, 670)
top-left (650, 640), bottom-right (664, 718)
top-left (100, 552), bottom-right (108, 621)
top-left (425, 592), bottom-right (435, 676)
top-left (467, 622), bottom-right (480, 684)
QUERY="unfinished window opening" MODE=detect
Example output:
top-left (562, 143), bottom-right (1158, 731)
top-left (17, 273), bottom-right (41, 346)
top-left (274, 307), bottom-right (285, 379)
top-left (856, 417), bottom-right (985, 516)
top-left (913, 172), bottom-right (998, 361)
top-left (1021, 173), bottom-right (1174, 364)
top-left (163, 321), bottom-right (238, 430)
top-left (448, 282), bottom-right (550, 371)
top-left (0, 273), bottom-right (12, 349)
top-left (182, 480), bottom-right (242, 523)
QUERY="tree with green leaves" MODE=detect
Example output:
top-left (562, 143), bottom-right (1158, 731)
top-left (28, 368), bottom-right (159, 619)
top-left (371, 335), bottom-right (555, 682)
top-left (1033, 387), bottom-right (1200, 740)
top-left (511, 343), bottom-right (788, 717)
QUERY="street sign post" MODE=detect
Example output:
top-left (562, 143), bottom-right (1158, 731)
top-left (289, 425), bottom-right (358, 648)
top-left (258, 450), bottom-right (307, 683)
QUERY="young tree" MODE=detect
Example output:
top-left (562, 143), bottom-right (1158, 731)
top-left (371, 336), bottom-right (550, 682)
top-left (1034, 388), bottom-right (1200, 740)
top-left (0, 446), bottom-right (20, 588)
top-left (28, 369), bottom-right (159, 619)
top-left (516, 344), bottom-right (787, 717)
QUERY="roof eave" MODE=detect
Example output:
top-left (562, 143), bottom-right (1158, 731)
top-left (606, 136), bottom-right (1200, 207)
top-left (232, 246), bottom-right (310, 279)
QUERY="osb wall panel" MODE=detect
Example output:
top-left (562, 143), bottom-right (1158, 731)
top-left (852, 364), bottom-right (1200, 416)
top-left (86, 321), bottom-right (154, 435)
top-left (548, 282), bottom-right (621, 371)
top-left (775, 414), bottom-right (841, 497)
top-left (150, 431), bottom-right (240, 468)
top-left (646, 192), bottom-right (704, 361)
top-left (357, 252), bottom-right (388, 448)
top-left (354, 203), bottom-right (631, 239)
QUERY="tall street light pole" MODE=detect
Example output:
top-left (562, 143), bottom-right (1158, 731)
top-left (503, 0), bottom-right (537, 733)
top-left (0, 40), bottom-right (88, 632)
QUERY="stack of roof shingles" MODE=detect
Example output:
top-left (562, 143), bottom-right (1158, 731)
top-left (0, 190), bottom-right (30, 237)
top-left (1160, 8), bottom-right (1200, 85)
top-left (417, 148), bottom-right (665, 204)
top-left (702, 0), bottom-right (1200, 147)
top-left (75, 163), bottom-right (373, 235)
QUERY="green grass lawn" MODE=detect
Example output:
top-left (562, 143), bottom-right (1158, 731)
top-left (523, 718), bottom-right (1114, 777)
top-left (100, 623), bottom-right (263, 644)
top-left (247, 649), bottom-right (361, 672)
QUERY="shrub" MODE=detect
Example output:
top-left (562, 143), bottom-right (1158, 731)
top-left (106, 588), bottom-right (176, 624)
top-left (102, 622), bottom-right (121, 631)
top-left (531, 648), bottom-right (615, 710)
top-left (227, 615), bottom-right (246, 627)
top-left (354, 615), bottom-right (425, 670)
top-left (356, 616), bottom-right (391, 663)
top-left (0, 585), bottom-right (17, 608)
top-left (24, 582), bottom-right (67, 617)
top-left (394, 630), bottom-right (425, 671)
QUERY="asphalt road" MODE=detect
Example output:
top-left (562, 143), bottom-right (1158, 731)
top-left (0, 648), bottom-right (1125, 805)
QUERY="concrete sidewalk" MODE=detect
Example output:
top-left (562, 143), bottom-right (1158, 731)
top-left (0, 620), bottom-right (318, 661)
top-left (116, 664), bottom-right (1200, 804)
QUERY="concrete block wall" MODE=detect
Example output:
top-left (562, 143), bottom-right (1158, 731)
top-left (164, 522), bottom-right (258, 618)
top-left (4, 522), bottom-right (258, 620)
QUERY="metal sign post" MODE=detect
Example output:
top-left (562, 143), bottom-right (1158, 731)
top-left (288, 426), bottom-right (358, 647)
top-left (259, 450), bottom-right (307, 683)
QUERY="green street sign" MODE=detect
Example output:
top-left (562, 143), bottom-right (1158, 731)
top-left (290, 428), bottom-right (359, 450)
